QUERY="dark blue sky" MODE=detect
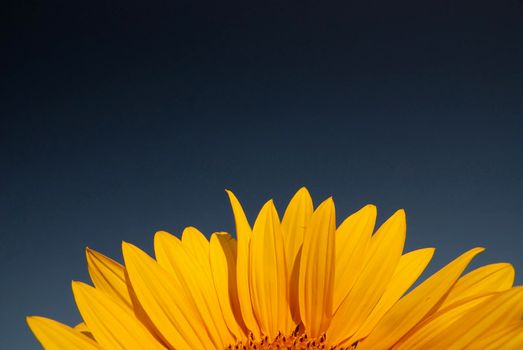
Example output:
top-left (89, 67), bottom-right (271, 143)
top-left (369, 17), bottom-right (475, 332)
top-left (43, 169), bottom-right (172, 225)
top-left (2, 0), bottom-right (523, 348)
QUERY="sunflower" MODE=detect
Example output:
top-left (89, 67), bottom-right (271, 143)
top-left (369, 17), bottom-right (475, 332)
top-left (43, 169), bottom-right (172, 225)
top-left (28, 188), bottom-right (523, 349)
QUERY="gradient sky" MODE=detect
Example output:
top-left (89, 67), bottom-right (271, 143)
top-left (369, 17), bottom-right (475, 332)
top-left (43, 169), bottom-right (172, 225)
top-left (2, 0), bottom-right (523, 348)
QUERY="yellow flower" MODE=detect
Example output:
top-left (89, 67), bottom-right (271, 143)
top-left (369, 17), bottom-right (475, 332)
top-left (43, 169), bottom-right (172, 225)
top-left (28, 188), bottom-right (523, 349)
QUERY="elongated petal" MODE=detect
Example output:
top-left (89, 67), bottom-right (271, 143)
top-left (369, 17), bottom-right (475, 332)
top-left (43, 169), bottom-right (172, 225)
top-left (209, 232), bottom-right (247, 339)
top-left (154, 231), bottom-right (234, 348)
top-left (226, 190), bottom-right (260, 337)
top-left (181, 226), bottom-right (212, 275)
top-left (328, 209), bottom-right (406, 344)
top-left (395, 295), bottom-right (493, 350)
top-left (86, 248), bottom-right (132, 309)
top-left (281, 187), bottom-right (313, 323)
top-left (72, 281), bottom-right (165, 350)
top-left (122, 242), bottom-right (209, 350)
top-left (351, 247), bottom-right (435, 342)
top-left (333, 204), bottom-right (376, 310)
top-left (299, 197), bottom-right (336, 337)
top-left (464, 323), bottom-right (523, 350)
top-left (404, 287), bottom-right (523, 349)
top-left (440, 262), bottom-right (515, 308)
top-left (361, 247), bottom-right (484, 350)
top-left (491, 324), bottom-right (523, 350)
top-left (27, 316), bottom-right (102, 350)
top-left (124, 268), bottom-right (165, 343)
top-left (445, 287), bottom-right (523, 349)
top-left (250, 200), bottom-right (293, 338)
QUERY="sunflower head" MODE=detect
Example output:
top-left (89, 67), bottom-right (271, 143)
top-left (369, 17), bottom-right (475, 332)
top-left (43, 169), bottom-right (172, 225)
top-left (27, 188), bottom-right (523, 349)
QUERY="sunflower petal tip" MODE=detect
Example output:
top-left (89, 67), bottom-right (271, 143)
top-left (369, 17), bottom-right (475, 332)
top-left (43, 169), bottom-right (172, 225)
top-left (459, 246), bottom-right (485, 261)
top-left (259, 199), bottom-right (277, 217)
top-left (121, 241), bottom-right (135, 252)
top-left (469, 246), bottom-right (485, 253)
top-left (85, 246), bottom-right (98, 257)
top-left (26, 316), bottom-right (38, 329)
top-left (225, 189), bottom-right (237, 198)
top-left (390, 208), bottom-right (406, 222)
top-left (296, 186), bottom-right (310, 194)
top-left (71, 280), bottom-right (84, 293)
top-left (315, 197), bottom-right (335, 213)
top-left (363, 203), bottom-right (377, 212)
top-left (154, 230), bottom-right (169, 239)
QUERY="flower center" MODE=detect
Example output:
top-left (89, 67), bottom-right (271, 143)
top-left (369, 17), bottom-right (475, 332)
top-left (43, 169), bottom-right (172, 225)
top-left (225, 330), bottom-right (358, 350)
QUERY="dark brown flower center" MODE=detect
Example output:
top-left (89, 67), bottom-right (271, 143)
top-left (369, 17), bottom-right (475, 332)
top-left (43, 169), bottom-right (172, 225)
top-left (225, 329), bottom-right (359, 350)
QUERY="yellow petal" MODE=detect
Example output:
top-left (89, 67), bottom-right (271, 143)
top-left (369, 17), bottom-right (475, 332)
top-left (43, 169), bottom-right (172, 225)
top-left (124, 269), bottom-right (165, 342)
top-left (488, 324), bottom-right (523, 350)
top-left (154, 231), bottom-right (234, 348)
top-left (360, 247), bottom-right (484, 350)
top-left (281, 187), bottom-right (313, 323)
top-left (351, 247), bottom-right (434, 342)
top-left (333, 204), bottom-right (376, 310)
top-left (432, 318), bottom-right (523, 350)
top-left (27, 316), bottom-right (102, 350)
top-left (181, 226), bottom-right (212, 276)
top-left (86, 248), bottom-right (132, 309)
top-left (226, 190), bottom-right (252, 240)
top-left (440, 262), bottom-right (515, 308)
top-left (209, 232), bottom-right (247, 339)
top-left (122, 241), bottom-right (210, 350)
top-left (405, 287), bottom-right (523, 349)
top-left (328, 209), bottom-right (406, 344)
top-left (447, 287), bottom-right (523, 349)
top-left (299, 197), bottom-right (336, 338)
top-left (395, 294), bottom-right (493, 350)
top-left (249, 200), bottom-right (293, 339)
top-left (226, 190), bottom-right (260, 337)
top-left (72, 281), bottom-right (165, 350)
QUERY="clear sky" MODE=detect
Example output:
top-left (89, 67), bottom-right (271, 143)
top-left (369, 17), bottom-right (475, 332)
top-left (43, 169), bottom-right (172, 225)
top-left (2, 0), bottom-right (523, 348)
